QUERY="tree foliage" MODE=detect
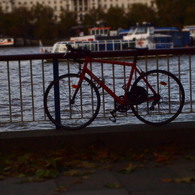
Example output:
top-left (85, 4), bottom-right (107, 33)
top-left (103, 7), bottom-right (127, 29)
top-left (0, 1), bottom-right (195, 42)
top-left (155, 0), bottom-right (195, 28)
top-left (126, 4), bottom-right (157, 27)
top-left (30, 4), bottom-right (58, 40)
top-left (58, 11), bottom-right (77, 38)
top-left (82, 8), bottom-right (105, 27)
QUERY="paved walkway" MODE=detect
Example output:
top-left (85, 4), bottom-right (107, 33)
top-left (0, 151), bottom-right (195, 195)
top-left (0, 121), bottom-right (195, 194)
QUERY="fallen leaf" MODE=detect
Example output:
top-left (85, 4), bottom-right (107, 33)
top-left (35, 169), bottom-right (59, 179)
top-left (161, 178), bottom-right (173, 183)
top-left (120, 163), bottom-right (136, 174)
top-left (174, 177), bottom-right (195, 183)
top-left (55, 185), bottom-right (68, 192)
top-left (18, 177), bottom-right (45, 183)
top-left (77, 161), bottom-right (97, 169)
top-left (17, 174), bottom-right (27, 178)
top-left (153, 152), bottom-right (174, 163)
top-left (105, 182), bottom-right (122, 189)
top-left (185, 155), bottom-right (195, 161)
top-left (0, 175), bottom-right (5, 180)
top-left (63, 169), bottom-right (94, 177)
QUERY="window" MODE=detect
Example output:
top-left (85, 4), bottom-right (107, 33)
top-left (135, 27), bottom-right (147, 34)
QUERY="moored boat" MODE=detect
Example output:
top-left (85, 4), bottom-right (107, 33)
top-left (51, 40), bottom-right (134, 53)
top-left (40, 24), bottom-right (191, 54)
top-left (0, 37), bottom-right (14, 46)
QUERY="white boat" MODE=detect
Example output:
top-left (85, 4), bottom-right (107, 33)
top-left (39, 40), bottom-right (53, 53)
top-left (70, 27), bottom-right (118, 41)
top-left (40, 25), bottom-right (174, 54)
top-left (0, 38), bottom-right (14, 46)
top-left (51, 39), bottom-right (134, 53)
top-left (182, 26), bottom-right (195, 38)
top-left (182, 25), bottom-right (195, 45)
top-left (123, 24), bottom-right (173, 49)
top-left (135, 34), bottom-right (173, 49)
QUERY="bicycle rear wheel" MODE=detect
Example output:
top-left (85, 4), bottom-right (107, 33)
top-left (131, 70), bottom-right (185, 125)
top-left (44, 73), bottom-right (101, 130)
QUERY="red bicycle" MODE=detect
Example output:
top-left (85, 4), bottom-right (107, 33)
top-left (44, 45), bottom-right (185, 130)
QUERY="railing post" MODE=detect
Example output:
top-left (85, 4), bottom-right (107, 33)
top-left (53, 58), bottom-right (61, 129)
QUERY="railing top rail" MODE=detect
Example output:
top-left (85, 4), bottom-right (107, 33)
top-left (1, 47), bottom-right (195, 61)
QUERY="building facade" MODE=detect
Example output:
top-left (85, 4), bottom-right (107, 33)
top-left (0, 0), bottom-right (155, 22)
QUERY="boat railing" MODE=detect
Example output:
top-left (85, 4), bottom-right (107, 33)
top-left (0, 47), bottom-right (195, 130)
top-left (49, 40), bottom-right (135, 53)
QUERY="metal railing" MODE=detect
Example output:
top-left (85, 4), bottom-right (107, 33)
top-left (51, 40), bottom-right (135, 53)
top-left (0, 48), bottom-right (195, 130)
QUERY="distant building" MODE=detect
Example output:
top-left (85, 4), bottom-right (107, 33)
top-left (0, 0), bottom-right (156, 22)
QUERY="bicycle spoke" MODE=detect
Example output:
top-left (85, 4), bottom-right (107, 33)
top-left (131, 70), bottom-right (185, 125)
top-left (44, 74), bottom-right (100, 130)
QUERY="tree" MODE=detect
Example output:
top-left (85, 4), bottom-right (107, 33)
top-left (185, 5), bottom-right (195, 25)
top-left (11, 7), bottom-right (32, 38)
top-left (0, 7), bottom-right (32, 38)
top-left (155, 0), bottom-right (195, 28)
top-left (103, 7), bottom-right (127, 29)
top-left (30, 3), bottom-right (57, 41)
top-left (82, 8), bottom-right (105, 27)
top-left (0, 8), bottom-right (5, 35)
top-left (58, 10), bottom-right (78, 38)
top-left (126, 3), bottom-right (157, 27)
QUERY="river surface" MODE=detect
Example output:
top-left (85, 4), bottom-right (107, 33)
top-left (0, 46), bottom-right (40, 55)
top-left (0, 47), bottom-right (195, 131)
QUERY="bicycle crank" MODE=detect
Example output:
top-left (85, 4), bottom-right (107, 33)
top-left (149, 94), bottom-right (161, 110)
top-left (109, 104), bottom-right (127, 123)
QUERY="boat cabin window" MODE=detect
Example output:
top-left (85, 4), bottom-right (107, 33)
top-left (127, 28), bottom-right (136, 35)
top-left (149, 27), bottom-right (154, 34)
top-left (89, 27), bottom-right (109, 35)
top-left (135, 27), bottom-right (148, 34)
top-left (52, 44), bottom-right (60, 53)
top-left (59, 44), bottom-right (67, 52)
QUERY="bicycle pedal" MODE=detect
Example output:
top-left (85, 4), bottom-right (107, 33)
top-left (109, 111), bottom-right (116, 123)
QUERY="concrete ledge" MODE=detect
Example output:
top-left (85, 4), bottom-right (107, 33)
top-left (0, 121), bottom-right (195, 152)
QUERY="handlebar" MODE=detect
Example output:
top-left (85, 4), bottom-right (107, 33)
top-left (66, 44), bottom-right (91, 55)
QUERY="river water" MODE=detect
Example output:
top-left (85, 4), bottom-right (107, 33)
top-left (0, 47), bottom-right (194, 131)
top-left (0, 46), bottom-right (40, 55)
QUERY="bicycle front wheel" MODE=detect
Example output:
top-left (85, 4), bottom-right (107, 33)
top-left (44, 74), bottom-right (101, 130)
top-left (131, 70), bottom-right (185, 125)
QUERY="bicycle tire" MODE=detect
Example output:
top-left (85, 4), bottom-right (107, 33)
top-left (131, 70), bottom-right (185, 125)
top-left (44, 73), bottom-right (101, 130)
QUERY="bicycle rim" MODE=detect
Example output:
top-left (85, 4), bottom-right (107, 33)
top-left (131, 70), bottom-right (185, 125)
top-left (44, 74), bottom-right (101, 130)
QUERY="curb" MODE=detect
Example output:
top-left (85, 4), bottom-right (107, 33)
top-left (0, 122), bottom-right (195, 152)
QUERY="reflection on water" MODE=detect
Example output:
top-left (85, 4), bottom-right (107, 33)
top-left (0, 47), bottom-right (195, 131)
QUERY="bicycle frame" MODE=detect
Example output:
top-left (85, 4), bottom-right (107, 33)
top-left (71, 56), bottom-right (158, 105)
top-left (44, 47), bottom-right (185, 129)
